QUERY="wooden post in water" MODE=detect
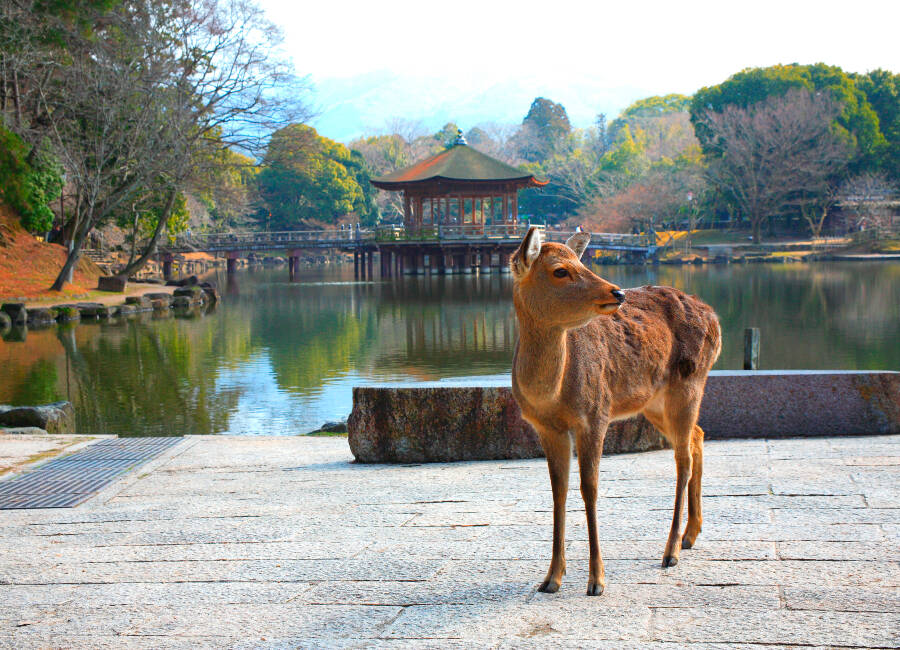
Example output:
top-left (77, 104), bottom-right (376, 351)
top-left (744, 327), bottom-right (760, 370)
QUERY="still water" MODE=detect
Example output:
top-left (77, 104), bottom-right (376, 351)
top-left (1, 261), bottom-right (898, 436)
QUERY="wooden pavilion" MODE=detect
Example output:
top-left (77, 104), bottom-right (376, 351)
top-left (371, 131), bottom-right (547, 231)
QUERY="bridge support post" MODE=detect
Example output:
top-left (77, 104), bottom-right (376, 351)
top-left (396, 251), bottom-right (404, 276)
top-left (499, 251), bottom-right (511, 273)
top-left (436, 252), bottom-right (446, 275)
top-left (226, 251), bottom-right (240, 275)
top-left (353, 251), bottom-right (360, 279)
top-left (454, 253), bottom-right (468, 274)
top-left (367, 250), bottom-right (374, 279)
top-left (479, 249), bottom-right (491, 274)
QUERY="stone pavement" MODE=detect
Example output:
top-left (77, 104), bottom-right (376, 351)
top-left (0, 434), bottom-right (897, 648)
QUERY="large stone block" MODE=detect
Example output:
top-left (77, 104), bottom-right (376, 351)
top-left (700, 370), bottom-right (900, 438)
top-left (348, 371), bottom-right (900, 463)
top-left (0, 401), bottom-right (75, 434)
top-left (97, 275), bottom-right (127, 292)
top-left (348, 384), bottom-right (664, 463)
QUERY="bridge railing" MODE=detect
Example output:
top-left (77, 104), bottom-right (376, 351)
top-left (168, 226), bottom-right (653, 251)
top-left (172, 229), bottom-right (375, 249)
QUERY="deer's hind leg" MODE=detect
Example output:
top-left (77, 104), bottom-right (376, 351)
top-left (681, 424), bottom-right (704, 549)
top-left (642, 385), bottom-right (702, 568)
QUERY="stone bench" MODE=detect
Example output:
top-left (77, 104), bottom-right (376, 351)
top-left (348, 371), bottom-right (900, 463)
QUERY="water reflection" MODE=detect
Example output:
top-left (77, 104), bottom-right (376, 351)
top-left (0, 261), bottom-right (897, 435)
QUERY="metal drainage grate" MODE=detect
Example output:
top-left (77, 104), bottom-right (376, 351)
top-left (0, 437), bottom-right (183, 509)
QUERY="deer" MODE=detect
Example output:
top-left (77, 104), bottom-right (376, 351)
top-left (509, 226), bottom-right (722, 596)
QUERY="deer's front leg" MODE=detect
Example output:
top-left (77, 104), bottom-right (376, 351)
top-left (575, 422), bottom-right (607, 596)
top-left (537, 429), bottom-right (571, 593)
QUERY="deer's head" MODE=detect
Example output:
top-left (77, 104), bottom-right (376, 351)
top-left (510, 226), bottom-right (625, 330)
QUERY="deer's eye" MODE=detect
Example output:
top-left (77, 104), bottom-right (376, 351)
top-left (553, 268), bottom-right (569, 278)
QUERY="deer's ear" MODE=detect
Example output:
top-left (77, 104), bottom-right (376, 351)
top-left (510, 226), bottom-right (542, 278)
top-left (565, 232), bottom-right (590, 259)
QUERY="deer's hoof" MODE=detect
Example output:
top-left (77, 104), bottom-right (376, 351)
top-left (681, 538), bottom-right (694, 549)
top-left (538, 580), bottom-right (561, 594)
top-left (586, 581), bottom-right (605, 596)
top-left (661, 555), bottom-right (679, 568)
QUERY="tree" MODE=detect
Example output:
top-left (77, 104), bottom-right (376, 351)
top-left (620, 93), bottom-right (692, 118)
top-left (2, 0), bottom-right (308, 289)
top-left (855, 69), bottom-right (900, 180)
top-left (517, 97), bottom-right (572, 162)
top-left (697, 89), bottom-right (852, 243)
top-left (257, 124), bottom-right (373, 229)
top-left (691, 63), bottom-right (884, 174)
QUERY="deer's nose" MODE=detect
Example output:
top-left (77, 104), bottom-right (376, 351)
top-left (611, 290), bottom-right (626, 303)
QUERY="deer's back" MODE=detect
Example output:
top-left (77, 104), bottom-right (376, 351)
top-left (564, 285), bottom-right (721, 419)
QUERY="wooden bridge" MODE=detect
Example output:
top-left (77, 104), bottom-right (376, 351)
top-left (160, 225), bottom-right (657, 279)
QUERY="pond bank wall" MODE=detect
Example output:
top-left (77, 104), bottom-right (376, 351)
top-left (348, 371), bottom-right (900, 463)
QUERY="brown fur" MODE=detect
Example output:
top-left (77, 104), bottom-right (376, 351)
top-left (509, 227), bottom-right (721, 596)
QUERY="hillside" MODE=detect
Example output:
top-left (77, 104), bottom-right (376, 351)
top-left (0, 203), bottom-right (102, 299)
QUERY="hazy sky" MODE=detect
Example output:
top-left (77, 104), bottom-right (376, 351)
top-left (259, 0), bottom-right (900, 141)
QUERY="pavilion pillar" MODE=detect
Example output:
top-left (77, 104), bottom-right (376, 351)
top-left (162, 254), bottom-right (174, 281)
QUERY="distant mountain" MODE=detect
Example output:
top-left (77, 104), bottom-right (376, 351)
top-left (308, 70), bottom-right (657, 143)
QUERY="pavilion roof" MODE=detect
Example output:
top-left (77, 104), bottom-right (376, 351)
top-left (370, 144), bottom-right (547, 190)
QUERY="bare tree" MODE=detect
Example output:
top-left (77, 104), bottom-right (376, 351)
top-left (840, 173), bottom-right (898, 237)
top-left (19, 0), bottom-right (309, 289)
top-left (697, 89), bottom-right (851, 243)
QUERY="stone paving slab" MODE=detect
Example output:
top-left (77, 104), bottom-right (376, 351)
top-left (0, 434), bottom-right (897, 648)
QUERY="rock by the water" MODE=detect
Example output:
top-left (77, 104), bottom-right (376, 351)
top-left (1, 303), bottom-right (27, 325)
top-left (150, 298), bottom-right (171, 311)
top-left (348, 386), bottom-right (665, 463)
top-left (26, 307), bottom-right (57, 327)
top-left (125, 295), bottom-right (152, 310)
top-left (318, 421), bottom-right (348, 433)
top-left (0, 401), bottom-right (75, 434)
top-left (55, 305), bottom-right (81, 322)
top-left (97, 275), bottom-right (127, 292)
top-left (116, 304), bottom-right (138, 316)
top-left (0, 426), bottom-right (49, 435)
top-left (0, 311), bottom-right (12, 335)
top-left (173, 286), bottom-right (203, 298)
top-left (171, 295), bottom-right (194, 309)
top-left (77, 302), bottom-right (115, 318)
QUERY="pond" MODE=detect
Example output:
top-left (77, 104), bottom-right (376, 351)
top-left (1, 261), bottom-right (898, 436)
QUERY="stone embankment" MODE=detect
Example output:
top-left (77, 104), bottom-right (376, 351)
top-left (349, 371), bottom-right (900, 463)
top-left (0, 281), bottom-right (218, 340)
